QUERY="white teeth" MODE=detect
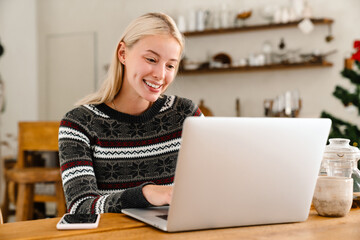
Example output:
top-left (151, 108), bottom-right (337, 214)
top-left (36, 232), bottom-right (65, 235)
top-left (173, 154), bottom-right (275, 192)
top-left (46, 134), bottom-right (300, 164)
top-left (144, 80), bottom-right (161, 89)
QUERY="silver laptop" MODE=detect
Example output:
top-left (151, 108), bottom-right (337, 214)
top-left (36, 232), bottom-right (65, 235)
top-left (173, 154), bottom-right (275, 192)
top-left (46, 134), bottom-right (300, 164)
top-left (122, 117), bottom-right (331, 232)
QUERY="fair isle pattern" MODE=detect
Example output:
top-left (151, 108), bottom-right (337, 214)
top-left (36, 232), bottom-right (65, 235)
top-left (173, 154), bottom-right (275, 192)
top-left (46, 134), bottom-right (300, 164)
top-left (59, 127), bottom-right (90, 146)
top-left (69, 196), bottom-right (96, 214)
top-left (159, 95), bottom-right (175, 112)
top-left (59, 95), bottom-right (203, 214)
top-left (93, 138), bottom-right (181, 159)
top-left (61, 166), bottom-right (95, 185)
top-left (95, 195), bottom-right (110, 214)
top-left (84, 104), bottom-right (110, 118)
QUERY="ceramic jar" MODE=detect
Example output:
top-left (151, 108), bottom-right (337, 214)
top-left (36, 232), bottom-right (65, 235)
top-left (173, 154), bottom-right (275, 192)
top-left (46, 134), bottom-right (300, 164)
top-left (313, 176), bottom-right (353, 217)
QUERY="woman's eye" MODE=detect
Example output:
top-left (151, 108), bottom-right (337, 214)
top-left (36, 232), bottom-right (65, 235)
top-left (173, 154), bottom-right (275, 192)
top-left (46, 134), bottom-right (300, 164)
top-left (146, 58), bottom-right (156, 63)
top-left (167, 65), bottom-right (175, 70)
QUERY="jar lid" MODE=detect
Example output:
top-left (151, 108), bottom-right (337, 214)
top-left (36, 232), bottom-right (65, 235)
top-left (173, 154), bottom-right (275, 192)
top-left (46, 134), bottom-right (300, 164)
top-left (323, 138), bottom-right (360, 161)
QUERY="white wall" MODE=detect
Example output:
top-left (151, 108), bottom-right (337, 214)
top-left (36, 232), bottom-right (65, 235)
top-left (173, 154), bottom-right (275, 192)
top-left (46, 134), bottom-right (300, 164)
top-left (0, 0), bottom-right (38, 203)
top-left (0, 0), bottom-right (360, 168)
top-left (0, 0), bottom-right (39, 131)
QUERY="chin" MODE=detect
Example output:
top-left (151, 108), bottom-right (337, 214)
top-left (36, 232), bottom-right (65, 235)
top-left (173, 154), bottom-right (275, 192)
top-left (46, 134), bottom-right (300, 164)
top-left (145, 94), bottom-right (161, 103)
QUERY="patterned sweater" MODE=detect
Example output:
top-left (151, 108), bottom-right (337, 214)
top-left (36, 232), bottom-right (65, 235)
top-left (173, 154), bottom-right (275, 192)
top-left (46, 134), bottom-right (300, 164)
top-left (59, 95), bottom-right (202, 214)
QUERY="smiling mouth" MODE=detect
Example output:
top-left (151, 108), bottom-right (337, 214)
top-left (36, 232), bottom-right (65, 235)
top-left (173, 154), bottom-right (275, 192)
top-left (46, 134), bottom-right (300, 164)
top-left (144, 80), bottom-right (162, 89)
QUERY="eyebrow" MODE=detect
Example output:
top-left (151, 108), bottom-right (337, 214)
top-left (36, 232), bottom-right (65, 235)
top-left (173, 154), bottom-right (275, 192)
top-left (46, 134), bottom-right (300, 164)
top-left (146, 49), bottom-right (178, 62)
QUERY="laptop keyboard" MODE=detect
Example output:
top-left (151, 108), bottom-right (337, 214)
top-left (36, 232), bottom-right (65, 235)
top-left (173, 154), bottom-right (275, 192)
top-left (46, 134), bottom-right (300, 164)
top-left (156, 214), bottom-right (168, 220)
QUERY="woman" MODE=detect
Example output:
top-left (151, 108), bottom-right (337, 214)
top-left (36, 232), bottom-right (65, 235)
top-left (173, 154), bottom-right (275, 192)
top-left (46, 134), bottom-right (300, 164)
top-left (59, 12), bottom-right (202, 214)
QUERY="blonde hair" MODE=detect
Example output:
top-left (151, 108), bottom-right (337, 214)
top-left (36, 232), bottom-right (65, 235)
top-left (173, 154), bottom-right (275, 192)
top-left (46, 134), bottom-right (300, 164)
top-left (76, 12), bottom-right (184, 106)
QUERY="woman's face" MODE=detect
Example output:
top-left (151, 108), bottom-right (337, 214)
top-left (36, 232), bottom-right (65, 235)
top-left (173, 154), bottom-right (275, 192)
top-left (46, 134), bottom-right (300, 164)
top-left (119, 34), bottom-right (181, 103)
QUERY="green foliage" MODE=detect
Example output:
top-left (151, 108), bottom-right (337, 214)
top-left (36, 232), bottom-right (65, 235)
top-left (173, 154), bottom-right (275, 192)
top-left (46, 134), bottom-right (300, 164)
top-left (332, 85), bottom-right (360, 114)
top-left (321, 111), bottom-right (360, 148)
top-left (321, 60), bottom-right (360, 149)
top-left (335, 60), bottom-right (360, 115)
top-left (341, 68), bottom-right (360, 85)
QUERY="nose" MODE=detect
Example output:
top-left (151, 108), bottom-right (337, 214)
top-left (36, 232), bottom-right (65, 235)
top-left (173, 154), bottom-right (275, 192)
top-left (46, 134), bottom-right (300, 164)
top-left (153, 63), bottom-right (166, 80)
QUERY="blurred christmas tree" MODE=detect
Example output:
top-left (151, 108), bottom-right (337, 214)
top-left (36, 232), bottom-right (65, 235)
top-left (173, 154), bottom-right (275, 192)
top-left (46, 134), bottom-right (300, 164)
top-left (321, 40), bottom-right (360, 148)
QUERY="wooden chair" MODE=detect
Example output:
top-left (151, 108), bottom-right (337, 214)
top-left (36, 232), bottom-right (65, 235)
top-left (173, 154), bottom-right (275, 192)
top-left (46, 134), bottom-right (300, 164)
top-left (0, 208), bottom-right (3, 224)
top-left (2, 122), bottom-right (66, 222)
top-left (1, 156), bottom-right (16, 223)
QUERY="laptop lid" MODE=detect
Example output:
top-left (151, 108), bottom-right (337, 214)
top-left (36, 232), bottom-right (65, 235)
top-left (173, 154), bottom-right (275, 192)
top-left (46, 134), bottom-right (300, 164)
top-left (166, 117), bottom-right (331, 232)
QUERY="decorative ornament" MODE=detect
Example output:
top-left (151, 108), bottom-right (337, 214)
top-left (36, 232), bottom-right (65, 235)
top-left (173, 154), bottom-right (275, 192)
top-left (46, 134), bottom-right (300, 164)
top-left (0, 40), bottom-right (4, 57)
top-left (279, 38), bottom-right (286, 50)
top-left (344, 58), bottom-right (354, 70)
top-left (236, 10), bottom-right (252, 27)
top-left (325, 24), bottom-right (334, 42)
top-left (351, 40), bottom-right (360, 61)
top-left (236, 10), bottom-right (252, 20)
top-left (345, 103), bottom-right (357, 114)
top-left (298, 18), bottom-right (314, 34)
top-left (0, 39), bottom-right (5, 113)
top-left (212, 52), bottom-right (232, 68)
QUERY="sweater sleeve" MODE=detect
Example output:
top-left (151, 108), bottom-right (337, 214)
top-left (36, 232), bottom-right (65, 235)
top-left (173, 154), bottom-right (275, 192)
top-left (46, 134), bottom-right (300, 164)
top-left (178, 96), bottom-right (204, 118)
top-left (59, 114), bottom-right (153, 214)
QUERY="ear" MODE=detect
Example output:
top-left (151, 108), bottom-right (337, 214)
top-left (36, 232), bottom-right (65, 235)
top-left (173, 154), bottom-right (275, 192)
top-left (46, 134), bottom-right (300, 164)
top-left (117, 42), bottom-right (126, 64)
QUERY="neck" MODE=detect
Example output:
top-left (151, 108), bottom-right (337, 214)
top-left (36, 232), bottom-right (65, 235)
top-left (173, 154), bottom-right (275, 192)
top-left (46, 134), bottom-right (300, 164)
top-left (111, 94), bottom-right (153, 116)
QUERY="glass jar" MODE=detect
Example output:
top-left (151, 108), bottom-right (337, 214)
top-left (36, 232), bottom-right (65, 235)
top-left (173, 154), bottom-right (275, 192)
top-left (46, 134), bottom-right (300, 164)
top-left (350, 145), bottom-right (360, 192)
top-left (321, 138), bottom-right (360, 192)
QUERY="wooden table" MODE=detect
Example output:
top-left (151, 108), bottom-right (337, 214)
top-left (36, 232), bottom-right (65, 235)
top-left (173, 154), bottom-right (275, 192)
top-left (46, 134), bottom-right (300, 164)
top-left (1, 209), bottom-right (360, 240)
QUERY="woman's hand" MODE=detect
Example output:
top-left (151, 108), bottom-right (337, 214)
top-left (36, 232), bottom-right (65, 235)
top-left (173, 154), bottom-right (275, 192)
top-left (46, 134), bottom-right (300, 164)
top-left (142, 185), bottom-right (173, 206)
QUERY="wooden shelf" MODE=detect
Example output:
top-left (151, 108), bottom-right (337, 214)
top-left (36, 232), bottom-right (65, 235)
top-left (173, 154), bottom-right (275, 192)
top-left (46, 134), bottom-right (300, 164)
top-left (178, 61), bottom-right (333, 75)
top-left (183, 18), bottom-right (334, 37)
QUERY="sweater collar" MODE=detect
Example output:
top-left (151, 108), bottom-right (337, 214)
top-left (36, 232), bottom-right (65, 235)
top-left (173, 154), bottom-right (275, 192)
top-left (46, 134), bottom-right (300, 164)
top-left (95, 96), bottom-right (167, 123)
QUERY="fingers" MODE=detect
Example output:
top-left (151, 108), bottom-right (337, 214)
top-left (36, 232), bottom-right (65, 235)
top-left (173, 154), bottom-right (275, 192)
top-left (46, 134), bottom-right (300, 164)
top-left (142, 185), bottom-right (173, 206)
